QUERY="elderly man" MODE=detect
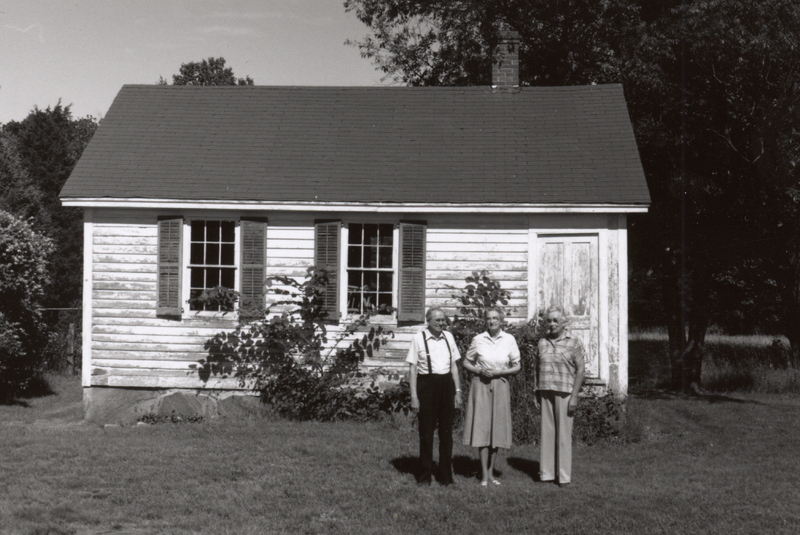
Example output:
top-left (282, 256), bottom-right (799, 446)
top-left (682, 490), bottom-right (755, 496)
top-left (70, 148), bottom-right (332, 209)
top-left (536, 305), bottom-right (585, 486)
top-left (407, 307), bottom-right (462, 486)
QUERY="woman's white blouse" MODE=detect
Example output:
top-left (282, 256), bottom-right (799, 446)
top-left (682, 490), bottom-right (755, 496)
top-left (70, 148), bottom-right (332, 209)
top-left (466, 331), bottom-right (521, 372)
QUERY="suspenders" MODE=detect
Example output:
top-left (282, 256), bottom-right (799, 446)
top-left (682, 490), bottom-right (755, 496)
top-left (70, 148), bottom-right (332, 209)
top-left (422, 332), bottom-right (452, 375)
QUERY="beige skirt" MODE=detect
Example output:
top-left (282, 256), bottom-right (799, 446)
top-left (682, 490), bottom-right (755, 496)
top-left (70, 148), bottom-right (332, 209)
top-left (462, 375), bottom-right (513, 449)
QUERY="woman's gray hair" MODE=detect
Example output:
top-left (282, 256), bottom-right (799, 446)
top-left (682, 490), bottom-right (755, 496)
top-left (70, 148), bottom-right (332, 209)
top-left (544, 305), bottom-right (567, 317)
top-left (483, 307), bottom-right (505, 322)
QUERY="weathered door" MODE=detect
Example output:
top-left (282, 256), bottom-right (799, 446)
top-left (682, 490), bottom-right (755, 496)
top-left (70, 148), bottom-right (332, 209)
top-left (537, 234), bottom-right (599, 378)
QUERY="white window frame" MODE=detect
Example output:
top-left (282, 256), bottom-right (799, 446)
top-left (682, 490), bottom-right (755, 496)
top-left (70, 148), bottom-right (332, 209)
top-left (339, 220), bottom-right (399, 323)
top-left (181, 217), bottom-right (241, 317)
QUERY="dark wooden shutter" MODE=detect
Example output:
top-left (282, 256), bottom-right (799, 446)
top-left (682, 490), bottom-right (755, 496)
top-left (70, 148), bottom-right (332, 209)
top-left (157, 216), bottom-right (183, 317)
top-left (398, 221), bottom-right (426, 322)
top-left (314, 220), bottom-right (340, 322)
top-left (240, 217), bottom-right (268, 319)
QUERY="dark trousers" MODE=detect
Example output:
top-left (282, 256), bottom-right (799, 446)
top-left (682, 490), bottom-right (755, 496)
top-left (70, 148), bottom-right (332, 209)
top-left (416, 373), bottom-right (455, 484)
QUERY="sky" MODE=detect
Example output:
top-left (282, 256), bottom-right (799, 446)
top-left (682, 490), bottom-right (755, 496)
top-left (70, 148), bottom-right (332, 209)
top-left (0, 0), bottom-right (385, 124)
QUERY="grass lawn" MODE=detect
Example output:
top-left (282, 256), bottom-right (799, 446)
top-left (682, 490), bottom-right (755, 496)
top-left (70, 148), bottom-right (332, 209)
top-left (2, 372), bottom-right (800, 534)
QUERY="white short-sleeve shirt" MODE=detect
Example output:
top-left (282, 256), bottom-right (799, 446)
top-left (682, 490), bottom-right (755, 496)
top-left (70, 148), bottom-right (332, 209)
top-left (465, 331), bottom-right (521, 373)
top-left (406, 329), bottom-right (461, 375)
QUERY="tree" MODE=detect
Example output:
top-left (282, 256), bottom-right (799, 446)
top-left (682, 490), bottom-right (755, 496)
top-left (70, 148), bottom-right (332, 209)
top-left (159, 57), bottom-right (254, 86)
top-left (344, 0), bottom-right (641, 86)
top-left (623, 0), bottom-right (800, 383)
top-left (0, 104), bottom-right (97, 309)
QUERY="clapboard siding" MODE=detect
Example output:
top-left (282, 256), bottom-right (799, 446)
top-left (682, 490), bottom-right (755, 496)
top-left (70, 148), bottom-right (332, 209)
top-left (90, 210), bottom-right (237, 388)
top-left (85, 210), bottom-right (627, 392)
top-left (426, 222), bottom-right (528, 322)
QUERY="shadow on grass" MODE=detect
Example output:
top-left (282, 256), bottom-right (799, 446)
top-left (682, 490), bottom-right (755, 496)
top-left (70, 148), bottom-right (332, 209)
top-left (453, 455), bottom-right (482, 481)
top-left (390, 454), bottom-right (487, 483)
top-left (506, 457), bottom-right (541, 481)
top-left (0, 376), bottom-right (56, 406)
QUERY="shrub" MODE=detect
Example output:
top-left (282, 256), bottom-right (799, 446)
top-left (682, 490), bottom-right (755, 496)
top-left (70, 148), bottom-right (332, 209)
top-left (196, 268), bottom-right (410, 421)
top-left (0, 210), bottom-right (55, 401)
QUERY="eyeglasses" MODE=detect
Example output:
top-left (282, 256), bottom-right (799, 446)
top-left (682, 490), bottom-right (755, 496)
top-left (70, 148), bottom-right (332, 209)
top-left (431, 318), bottom-right (448, 323)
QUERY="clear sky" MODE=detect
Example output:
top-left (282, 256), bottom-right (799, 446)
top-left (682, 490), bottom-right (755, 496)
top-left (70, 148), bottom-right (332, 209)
top-left (0, 0), bottom-right (385, 124)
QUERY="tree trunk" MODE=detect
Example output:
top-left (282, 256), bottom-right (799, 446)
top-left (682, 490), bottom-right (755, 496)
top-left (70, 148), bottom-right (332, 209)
top-left (663, 274), bottom-right (687, 389)
top-left (680, 270), bottom-right (711, 393)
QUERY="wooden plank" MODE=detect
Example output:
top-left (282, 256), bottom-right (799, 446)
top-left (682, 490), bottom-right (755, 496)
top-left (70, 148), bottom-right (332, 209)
top-left (427, 232), bottom-right (527, 243)
top-left (425, 260), bottom-right (526, 271)
top-left (94, 272), bottom-right (157, 282)
top-left (93, 342), bottom-right (209, 352)
top-left (93, 255), bottom-right (156, 264)
top-left (94, 263), bottom-right (157, 273)
top-left (427, 270), bottom-right (528, 282)
top-left (93, 325), bottom-right (236, 336)
top-left (93, 359), bottom-right (201, 369)
top-left (93, 300), bottom-right (154, 310)
top-left (93, 309), bottom-right (158, 319)
top-left (91, 375), bottom-right (245, 389)
top-left (426, 279), bottom-right (528, 290)
top-left (93, 281), bottom-right (157, 291)
top-left (91, 350), bottom-right (208, 361)
top-left (426, 242), bottom-right (529, 253)
top-left (93, 333), bottom-right (214, 344)
top-left (94, 236), bottom-right (155, 246)
top-left (93, 245), bottom-right (157, 255)
top-left (426, 251), bottom-right (526, 262)
top-left (92, 290), bottom-right (158, 300)
top-left (93, 227), bottom-right (157, 237)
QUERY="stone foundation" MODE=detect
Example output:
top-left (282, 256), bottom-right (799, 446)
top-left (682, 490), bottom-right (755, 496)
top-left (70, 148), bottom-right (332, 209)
top-left (83, 387), bottom-right (260, 425)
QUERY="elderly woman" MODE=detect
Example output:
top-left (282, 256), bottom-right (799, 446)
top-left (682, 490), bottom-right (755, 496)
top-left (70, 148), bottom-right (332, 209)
top-left (461, 307), bottom-right (521, 486)
top-left (536, 305), bottom-right (585, 487)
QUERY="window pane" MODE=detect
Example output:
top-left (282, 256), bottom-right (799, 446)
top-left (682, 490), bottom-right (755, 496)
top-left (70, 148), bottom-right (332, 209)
top-left (348, 246), bottom-right (361, 268)
top-left (348, 223), bottom-right (362, 244)
top-left (190, 243), bottom-right (204, 264)
top-left (221, 244), bottom-right (235, 266)
top-left (378, 272), bottom-right (393, 292)
top-left (221, 268), bottom-right (235, 288)
top-left (221, 221), bottom-right (235, 242)
top-left (364, 246), bottom-right (377, 268)
top-left (379, 224), bottom-right (393, 245)
top-left (364, 271), bottom-right (377, 291)
top-left (191, 221), bottom-right (204, 242)
top-left (364, 224), bottom-right (378, 245)
top-left (378, 293), bottom-right (392, 310)
top-left (190, 289), bottom-right (204, 311)
top-left (206, 268), bottom-right (220, 287)
top-left (379, 246), bottom-right (392, 269)
top-left (190, 267), bottom-right (204, 288)
top-left (207, 221), bottom-right (220, 242)
top-left (206, 243), bottom-right (220, 265)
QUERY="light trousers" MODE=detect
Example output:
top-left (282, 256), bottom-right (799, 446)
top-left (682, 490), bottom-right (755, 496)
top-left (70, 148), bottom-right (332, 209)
top-left (539, 390), bottom-right (573, 484)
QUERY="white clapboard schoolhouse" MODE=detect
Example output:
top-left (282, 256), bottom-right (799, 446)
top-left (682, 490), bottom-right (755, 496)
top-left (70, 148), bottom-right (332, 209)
top-left (60, 36), bottom-right (650, 422)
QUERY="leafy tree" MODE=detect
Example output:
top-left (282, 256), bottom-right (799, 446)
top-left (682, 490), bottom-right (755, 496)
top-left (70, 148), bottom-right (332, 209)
top-left (0, 104), bottom-right (97, 310)
top-left (345, 0), bottom-right (640, 86)
top-left (158, 57), bottom-right (254, 86)
top-left (623, 0), bottom-right (800, 382)
top-left (0, 210), bottom-right (55, 400)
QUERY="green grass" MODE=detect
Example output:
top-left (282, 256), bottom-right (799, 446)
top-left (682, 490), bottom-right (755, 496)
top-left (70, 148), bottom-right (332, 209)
top-left (2, 370), bottom-right (800, 534)
top-left (629, 331), bottom-right (800, 395)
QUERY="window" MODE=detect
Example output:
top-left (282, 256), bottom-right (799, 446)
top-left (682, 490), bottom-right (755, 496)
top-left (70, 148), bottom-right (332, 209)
top-left (157, 216), bottom-right (267, 318)
top-left (347, 223), bottom-right (394, 314)
top-left (188, 220), bottom-right (236, 311)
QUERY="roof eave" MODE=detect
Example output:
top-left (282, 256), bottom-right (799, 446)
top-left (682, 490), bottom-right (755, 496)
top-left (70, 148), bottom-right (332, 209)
top-left (60, 198), bottom-right (650, 213)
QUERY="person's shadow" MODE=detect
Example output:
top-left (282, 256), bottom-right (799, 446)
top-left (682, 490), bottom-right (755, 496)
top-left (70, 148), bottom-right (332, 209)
top-left (506, 457), bottom-right (541, 481)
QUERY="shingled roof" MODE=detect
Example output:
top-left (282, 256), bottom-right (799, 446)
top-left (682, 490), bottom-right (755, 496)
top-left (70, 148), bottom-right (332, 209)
top-left (61, 84), bottom-right (649, 206)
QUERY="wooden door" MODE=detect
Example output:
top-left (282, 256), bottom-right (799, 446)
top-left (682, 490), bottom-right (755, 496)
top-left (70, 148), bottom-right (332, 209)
top-left (537, 234), bottom-right (599, 378)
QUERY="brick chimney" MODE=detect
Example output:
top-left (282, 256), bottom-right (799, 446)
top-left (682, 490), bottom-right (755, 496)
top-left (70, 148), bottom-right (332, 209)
top-left (492, 30), bottom-right (520, 87)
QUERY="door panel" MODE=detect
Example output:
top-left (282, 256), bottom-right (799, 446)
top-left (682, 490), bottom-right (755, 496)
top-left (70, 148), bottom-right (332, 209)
top-left (537, 235), bottom-right (599, 378)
